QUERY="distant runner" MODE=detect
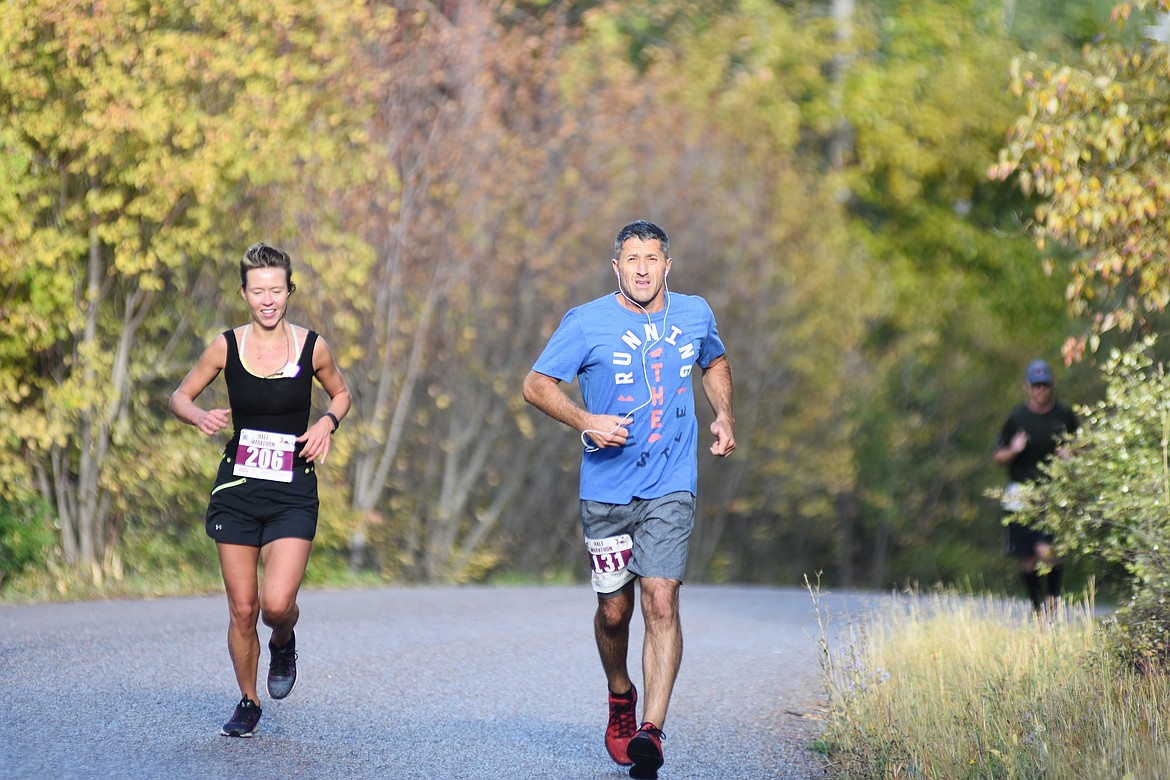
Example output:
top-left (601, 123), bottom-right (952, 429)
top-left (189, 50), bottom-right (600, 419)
top-left (993, 358), bottom-right (1077, 613)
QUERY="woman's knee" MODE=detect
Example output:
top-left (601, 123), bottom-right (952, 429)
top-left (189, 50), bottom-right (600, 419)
top-left (260, 592), bottom-right (298, 626)
top-left (227, 597), bottom-right (260, 628)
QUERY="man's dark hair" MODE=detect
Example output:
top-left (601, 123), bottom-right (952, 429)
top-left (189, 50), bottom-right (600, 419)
top-left (613, 220), bottom-right (669, 259)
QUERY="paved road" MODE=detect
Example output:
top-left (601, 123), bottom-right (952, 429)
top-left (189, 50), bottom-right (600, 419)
top-left (0, 584), bottom-right (870, 779)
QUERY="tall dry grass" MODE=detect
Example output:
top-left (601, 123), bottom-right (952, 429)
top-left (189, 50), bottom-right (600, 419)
top-left (812, 583), bottom-right (1170, 779)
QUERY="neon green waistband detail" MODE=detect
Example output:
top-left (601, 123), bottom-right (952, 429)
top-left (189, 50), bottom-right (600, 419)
top-left (211, 478), bottom-right (247, 495)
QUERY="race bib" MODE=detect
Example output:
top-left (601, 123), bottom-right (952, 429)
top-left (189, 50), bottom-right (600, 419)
top-left (1002, 481), bottom-right (1025, 512)
top-left (233, 428), bottom-right (296, 483)
top-left (586, 534), bottom-right (635, 593)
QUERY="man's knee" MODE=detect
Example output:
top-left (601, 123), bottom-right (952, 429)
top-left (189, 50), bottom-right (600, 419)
top-left (640, 579), bottom-right (680, 625)
top-left (597, 583), bottom-right (635, 630)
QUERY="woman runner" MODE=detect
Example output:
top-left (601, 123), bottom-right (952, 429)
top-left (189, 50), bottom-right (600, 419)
top-left (170, 242), bottom-right (351, 736)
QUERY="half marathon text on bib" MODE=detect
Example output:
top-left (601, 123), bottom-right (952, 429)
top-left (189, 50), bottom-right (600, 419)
top-left (233, 428), bottom-right (296, 483)
top-left (586, 534), bottom-right (635, 593)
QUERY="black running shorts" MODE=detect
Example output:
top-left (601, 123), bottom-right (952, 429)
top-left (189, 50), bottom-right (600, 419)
top-left (1003, 512), bottom-right (1054, 559)
top-left (204, 455), bottom-right (319, 547)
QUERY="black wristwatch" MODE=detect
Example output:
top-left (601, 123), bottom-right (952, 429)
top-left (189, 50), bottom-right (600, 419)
top-left (323, 411), bottom-right (340, 433)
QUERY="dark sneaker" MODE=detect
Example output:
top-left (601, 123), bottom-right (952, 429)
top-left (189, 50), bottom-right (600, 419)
top-left (221, 696), bottom-right (262, 737)
top-left (627, 722), bottom-right (664, 779)
top-left (267, 631), bottom-right (297, 699)
top-left (605, 684), bottom-right (638, 766)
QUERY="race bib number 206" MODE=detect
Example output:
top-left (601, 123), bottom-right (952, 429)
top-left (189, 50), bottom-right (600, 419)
top-left (233, 428), bottom-right (296, 483)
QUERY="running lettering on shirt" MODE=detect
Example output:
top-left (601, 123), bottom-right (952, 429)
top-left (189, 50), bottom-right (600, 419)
top-left (233, 428), bottom-right (297, 482)
top-left (612, 321), bottom-right (694, 460)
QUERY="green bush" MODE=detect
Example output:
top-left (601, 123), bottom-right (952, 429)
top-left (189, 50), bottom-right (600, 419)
top-left (0, 498), bottom-right (55, 588)
top-left (1014, 337), bottom-right (1170, 666)
top-left (117, 517), bottom-right (220, 588)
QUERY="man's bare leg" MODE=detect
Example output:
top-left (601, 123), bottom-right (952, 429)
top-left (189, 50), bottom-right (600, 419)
top-left (639, 577), bottom-right (681, 729)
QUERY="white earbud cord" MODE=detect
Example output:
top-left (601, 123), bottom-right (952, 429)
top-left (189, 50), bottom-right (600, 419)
top-left (581, 275), bottom-right (671, 453)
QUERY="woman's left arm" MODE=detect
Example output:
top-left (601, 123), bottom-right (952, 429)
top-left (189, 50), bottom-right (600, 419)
top-left (297, 335), bottom-right (352, 464)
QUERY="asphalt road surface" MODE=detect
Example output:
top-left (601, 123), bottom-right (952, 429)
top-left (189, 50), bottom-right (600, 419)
top-left (0, 584), bottom-right (873, 779)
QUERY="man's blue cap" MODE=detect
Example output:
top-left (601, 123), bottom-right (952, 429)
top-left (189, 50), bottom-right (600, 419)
top-left (1026, 359), bottom-right (1054, 385)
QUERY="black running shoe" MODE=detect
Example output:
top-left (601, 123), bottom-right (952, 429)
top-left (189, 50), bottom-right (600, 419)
top-left (627, 722), bottom-right (665, 779)
top-left (267, 631), bottom-right (297, 699)
top-left (221, 696), bottom-right (262, 737)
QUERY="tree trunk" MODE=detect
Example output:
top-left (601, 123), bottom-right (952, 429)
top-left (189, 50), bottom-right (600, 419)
top-left (47, 220), bottom-right (150, 581)
top-left (829, 0), bottom-right (855, 173)
top-left (835, 489), bottom-right (860, 587)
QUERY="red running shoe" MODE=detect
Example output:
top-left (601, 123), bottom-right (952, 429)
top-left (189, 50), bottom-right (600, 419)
top-left (605, 684), bottom-right (638, 766)
top-left (627, 722), bottom-right (665, 779)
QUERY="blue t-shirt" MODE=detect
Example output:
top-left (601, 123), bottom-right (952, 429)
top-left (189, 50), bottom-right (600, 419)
top-left (532, 291), bottom-right (726, 504)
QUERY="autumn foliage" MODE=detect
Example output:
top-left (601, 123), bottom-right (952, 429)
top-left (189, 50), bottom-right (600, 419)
top-left (0, 0), bottom-right (1144, 593)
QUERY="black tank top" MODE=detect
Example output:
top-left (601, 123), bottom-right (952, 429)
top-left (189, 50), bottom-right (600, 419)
top-left (222, 327), bottom-right (319, 462)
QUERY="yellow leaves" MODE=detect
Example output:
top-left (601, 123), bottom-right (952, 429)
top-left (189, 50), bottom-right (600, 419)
top-left (997, 18), bottom-right (1170, 350)
top-left (429, 384), bottom-right (453, 411)
top-left (0, 0), bottom-right (407, 530)
top-left (986, 158), bottom-right (1018, 181)
top-left (1017, 170), bottom-right (1034, 194)
top-left (371, 4), bottom-right (397, 33)
top-left (514, 409), bottom-right (536, 440)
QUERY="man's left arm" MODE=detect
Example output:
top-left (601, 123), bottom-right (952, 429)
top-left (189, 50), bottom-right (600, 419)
top-left (700, 353), bottom-right (736, 457)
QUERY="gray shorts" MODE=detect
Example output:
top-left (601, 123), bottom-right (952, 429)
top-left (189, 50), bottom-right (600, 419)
top-left (580, 491), bottom-right (695, 596)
